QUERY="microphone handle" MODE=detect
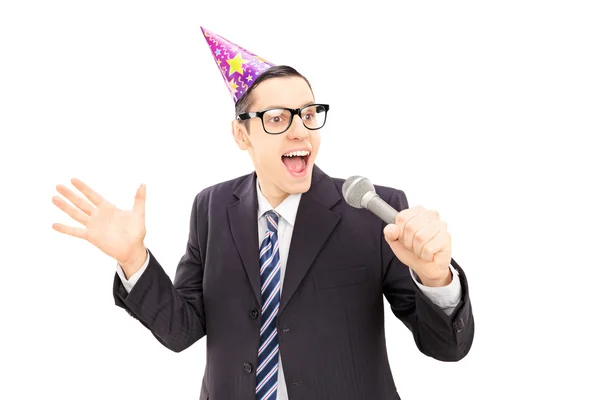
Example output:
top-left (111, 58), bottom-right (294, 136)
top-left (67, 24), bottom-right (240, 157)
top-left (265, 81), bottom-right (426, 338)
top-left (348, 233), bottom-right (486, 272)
top-left (366, 196), bottom-right (399, 225)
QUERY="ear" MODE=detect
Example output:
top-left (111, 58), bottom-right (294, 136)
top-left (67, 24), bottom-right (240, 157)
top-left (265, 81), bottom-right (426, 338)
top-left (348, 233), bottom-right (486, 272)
top-left (231, 119), bottom-right (250, 150)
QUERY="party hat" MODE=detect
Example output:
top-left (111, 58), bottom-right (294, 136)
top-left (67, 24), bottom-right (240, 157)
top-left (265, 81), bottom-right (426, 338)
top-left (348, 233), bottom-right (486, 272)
top-left (200, 26), bottom-right (276, 103)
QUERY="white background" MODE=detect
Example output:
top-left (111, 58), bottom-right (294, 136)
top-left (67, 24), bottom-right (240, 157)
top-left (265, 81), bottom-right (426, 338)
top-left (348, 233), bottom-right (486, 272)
top-left (1, 0), bottom-right (599, 399)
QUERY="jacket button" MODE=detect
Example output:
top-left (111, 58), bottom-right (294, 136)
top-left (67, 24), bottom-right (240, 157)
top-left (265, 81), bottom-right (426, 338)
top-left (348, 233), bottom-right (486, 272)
top-left (243, 362), bottom-right (253, 373)
top-left (454, 317), bottom-right (465, 332)
top-left (250, 308), bottom-right (259, 319)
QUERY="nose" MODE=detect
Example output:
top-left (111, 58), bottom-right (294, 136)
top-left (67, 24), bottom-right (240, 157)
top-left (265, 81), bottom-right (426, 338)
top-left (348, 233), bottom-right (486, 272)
top-left (286, 114), bottom-right (309, 140)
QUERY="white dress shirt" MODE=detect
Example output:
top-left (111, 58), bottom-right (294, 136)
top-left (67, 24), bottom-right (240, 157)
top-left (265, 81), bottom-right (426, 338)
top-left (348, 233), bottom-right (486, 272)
top-left (116, 180), bottom-right (462, 400)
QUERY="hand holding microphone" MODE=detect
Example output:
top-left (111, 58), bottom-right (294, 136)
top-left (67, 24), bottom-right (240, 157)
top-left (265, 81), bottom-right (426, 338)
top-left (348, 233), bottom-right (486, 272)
top-left (342, 176), bottom-right (452, 287)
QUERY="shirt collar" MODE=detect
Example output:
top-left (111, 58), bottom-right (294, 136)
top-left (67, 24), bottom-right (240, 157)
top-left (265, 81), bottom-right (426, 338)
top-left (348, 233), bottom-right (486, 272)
top-left (256, 178), bottom-right (302, 227)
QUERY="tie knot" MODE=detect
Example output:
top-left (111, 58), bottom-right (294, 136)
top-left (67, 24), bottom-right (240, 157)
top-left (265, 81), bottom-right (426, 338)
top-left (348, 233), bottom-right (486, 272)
top-left (264, 210), bottom-right (279, 231)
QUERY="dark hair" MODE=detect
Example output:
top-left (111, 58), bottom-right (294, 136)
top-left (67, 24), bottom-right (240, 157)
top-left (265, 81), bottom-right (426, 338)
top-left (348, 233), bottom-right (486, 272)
top-left (235, 65), bottom-right (313, 130)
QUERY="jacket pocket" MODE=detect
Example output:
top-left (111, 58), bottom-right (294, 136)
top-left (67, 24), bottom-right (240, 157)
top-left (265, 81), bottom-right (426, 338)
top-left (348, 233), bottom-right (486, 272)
top-left (313, 266), bottom-right (368, 290)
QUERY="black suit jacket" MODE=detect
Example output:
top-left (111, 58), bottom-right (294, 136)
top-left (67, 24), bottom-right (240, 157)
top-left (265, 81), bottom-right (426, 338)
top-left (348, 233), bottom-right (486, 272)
top-left (113, 165), bottom-right (474, 400)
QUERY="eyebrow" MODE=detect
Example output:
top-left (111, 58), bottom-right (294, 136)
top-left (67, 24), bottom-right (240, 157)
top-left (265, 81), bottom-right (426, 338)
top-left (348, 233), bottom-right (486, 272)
top-left (262, 101), bottom-right (315, 110)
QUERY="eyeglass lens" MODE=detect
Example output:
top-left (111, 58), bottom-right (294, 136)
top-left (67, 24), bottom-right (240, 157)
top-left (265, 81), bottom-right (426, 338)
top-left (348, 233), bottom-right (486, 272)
top-left (262, 105), bottom-right (327, 134)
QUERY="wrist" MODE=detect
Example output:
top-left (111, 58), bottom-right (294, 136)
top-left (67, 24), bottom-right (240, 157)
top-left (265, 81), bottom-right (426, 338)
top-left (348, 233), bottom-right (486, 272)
top-left (120, 244), bottom-right (147, 279)
top-left (419, 267), bottom-right (452, 287)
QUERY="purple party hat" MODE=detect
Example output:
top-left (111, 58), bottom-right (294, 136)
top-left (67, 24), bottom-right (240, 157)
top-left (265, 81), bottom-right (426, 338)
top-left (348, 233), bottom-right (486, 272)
top-left (200, 26), bottom-right (276, 103)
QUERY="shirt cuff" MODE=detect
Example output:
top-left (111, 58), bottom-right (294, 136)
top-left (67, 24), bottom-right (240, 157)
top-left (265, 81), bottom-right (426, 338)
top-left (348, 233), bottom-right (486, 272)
top-left (410, 264), bottom-right (462, 315)
top-left (116, 249), bottom-right (150, 293)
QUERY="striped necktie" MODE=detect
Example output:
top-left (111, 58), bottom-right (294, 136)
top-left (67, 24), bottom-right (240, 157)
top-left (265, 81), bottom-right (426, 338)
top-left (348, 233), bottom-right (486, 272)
top-left (255, 210), bottom-right (281, 400)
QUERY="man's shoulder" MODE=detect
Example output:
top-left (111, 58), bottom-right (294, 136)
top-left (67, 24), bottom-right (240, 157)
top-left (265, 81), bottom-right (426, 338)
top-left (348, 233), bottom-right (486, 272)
top-left (192, 170), bottom-right (254, 206)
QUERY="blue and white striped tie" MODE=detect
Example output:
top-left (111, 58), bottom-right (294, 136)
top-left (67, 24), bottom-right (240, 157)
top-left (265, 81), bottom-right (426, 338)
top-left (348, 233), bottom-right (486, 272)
top-left (255, 210), bottom-right (281, 400)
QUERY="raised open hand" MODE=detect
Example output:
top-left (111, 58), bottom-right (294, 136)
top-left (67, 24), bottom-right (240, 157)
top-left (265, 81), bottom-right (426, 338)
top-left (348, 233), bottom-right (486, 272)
top-left (52, 178), bottom-right (147, 268)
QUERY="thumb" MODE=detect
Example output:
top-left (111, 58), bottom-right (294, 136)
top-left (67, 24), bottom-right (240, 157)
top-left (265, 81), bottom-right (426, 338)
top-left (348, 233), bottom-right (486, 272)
top-left (133, 183), bottom-right (146, 215)
top-left (383, 224), bottom-right (400, 242)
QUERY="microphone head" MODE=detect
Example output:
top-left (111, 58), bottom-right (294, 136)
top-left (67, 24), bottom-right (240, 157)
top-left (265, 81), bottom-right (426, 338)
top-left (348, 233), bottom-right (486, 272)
top-left (342, 176), bottom-right (375, 208)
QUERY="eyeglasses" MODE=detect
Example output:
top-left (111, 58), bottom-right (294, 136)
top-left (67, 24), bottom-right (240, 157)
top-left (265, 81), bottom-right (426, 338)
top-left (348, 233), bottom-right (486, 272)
top-left (237, 103), bottom-right (329, 135)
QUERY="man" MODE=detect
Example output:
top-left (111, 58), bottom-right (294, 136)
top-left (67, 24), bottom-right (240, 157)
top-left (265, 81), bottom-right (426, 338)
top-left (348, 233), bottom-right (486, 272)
top-left (52, 27), bottom-right (474, 400)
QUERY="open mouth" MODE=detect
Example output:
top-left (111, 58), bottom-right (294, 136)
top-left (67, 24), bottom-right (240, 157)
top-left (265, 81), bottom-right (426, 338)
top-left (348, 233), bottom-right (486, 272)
top-left (282, 150), bottom-right (310, 176)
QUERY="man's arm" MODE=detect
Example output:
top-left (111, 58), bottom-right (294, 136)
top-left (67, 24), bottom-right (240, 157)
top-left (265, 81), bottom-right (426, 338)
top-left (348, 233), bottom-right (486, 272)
top-left (409, 264), bottom-right (462, 316)
top-left (113, 192), bottom-right (207, 353)
top-left (382, 189), bottom-right (474, 362)
top-left (115, 250), bottom-right (150, 293)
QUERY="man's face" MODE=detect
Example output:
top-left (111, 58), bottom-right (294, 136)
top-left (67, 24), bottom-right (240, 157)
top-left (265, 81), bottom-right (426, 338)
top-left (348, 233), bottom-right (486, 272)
top-left (232, 76), bottom-right (321, 204)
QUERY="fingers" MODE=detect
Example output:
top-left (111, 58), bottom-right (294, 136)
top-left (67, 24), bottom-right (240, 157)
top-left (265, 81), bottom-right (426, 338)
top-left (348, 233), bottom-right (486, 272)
top-left (422, 229), bottom-right (451, 262)
top-left (394, 206), bottom-right (444, 253)
top-left (52, 223), bottom-right (88, 240)
top-left (70, 178), bottom-right (107, 207)
top-left (433, 246), bottom-right (451, 267)
top-left (56, 184), bottom-right (95, 215)
top-left (52, 195), bottom-right (90, 226)
top-left (412, 222), bottom-right (440, 261)
top-left (395, 206), bottom-right (428, 247)
top-left (133, 184), bottom-right (146, 215)
top-left (402, 215), bottom-right (434, 252)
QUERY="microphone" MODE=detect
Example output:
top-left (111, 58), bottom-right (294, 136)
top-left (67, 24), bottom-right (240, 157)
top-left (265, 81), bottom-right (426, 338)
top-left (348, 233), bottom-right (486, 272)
top-left (342, 176), bottom-right (399, 225)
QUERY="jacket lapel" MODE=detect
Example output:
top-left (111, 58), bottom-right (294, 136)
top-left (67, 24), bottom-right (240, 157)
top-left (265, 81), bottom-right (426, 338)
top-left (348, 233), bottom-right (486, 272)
top-left (227, 172), bottom-right (262, 305)
top-left (227, 166), bottom-right (342, 311)
top-left (279, 165), bottom-right (341, 315)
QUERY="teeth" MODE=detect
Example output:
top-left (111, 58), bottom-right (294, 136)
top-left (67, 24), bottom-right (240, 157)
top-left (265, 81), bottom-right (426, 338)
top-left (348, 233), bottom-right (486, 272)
top-left (283, 150), bottom-right (310, 157)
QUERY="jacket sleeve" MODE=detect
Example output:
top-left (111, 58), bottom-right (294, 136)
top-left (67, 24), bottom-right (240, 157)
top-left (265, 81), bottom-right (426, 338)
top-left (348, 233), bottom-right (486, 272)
top-left (381, 189), bottom-right (475, 361)
top-left (113, 192), bottom-right (207, 353)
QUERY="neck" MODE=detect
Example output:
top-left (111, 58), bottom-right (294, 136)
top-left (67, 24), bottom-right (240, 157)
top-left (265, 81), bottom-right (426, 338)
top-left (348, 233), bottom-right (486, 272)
top-left (257, 176), bottom-right (289, 208)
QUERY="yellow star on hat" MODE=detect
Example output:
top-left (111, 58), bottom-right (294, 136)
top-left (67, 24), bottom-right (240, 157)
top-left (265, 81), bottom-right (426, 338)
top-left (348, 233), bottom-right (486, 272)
top-left (226, 53), bottom-right (248, 77)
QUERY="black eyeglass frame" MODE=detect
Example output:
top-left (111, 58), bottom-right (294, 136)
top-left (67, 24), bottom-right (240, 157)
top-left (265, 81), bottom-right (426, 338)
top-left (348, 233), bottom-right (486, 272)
top-left (237, 103), bottom-right (330, 135)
